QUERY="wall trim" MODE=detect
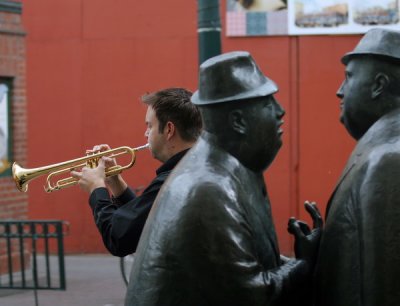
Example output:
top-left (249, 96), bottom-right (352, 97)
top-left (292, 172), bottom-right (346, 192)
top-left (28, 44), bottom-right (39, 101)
top-left (0, 29), bottom-right (26, 36)
top-left (0, 1), bottom-right (22, 14)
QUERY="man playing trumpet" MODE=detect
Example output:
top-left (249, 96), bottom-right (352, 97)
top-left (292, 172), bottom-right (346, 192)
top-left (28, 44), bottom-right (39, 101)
top-left (71, 87), bottom-right (202, 257)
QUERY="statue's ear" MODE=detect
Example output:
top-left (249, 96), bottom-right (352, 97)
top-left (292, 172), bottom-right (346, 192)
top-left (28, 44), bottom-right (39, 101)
top-left (229, 109), bottom-right (247, 135)
top-left (372, 72), bottom-right (389, 99)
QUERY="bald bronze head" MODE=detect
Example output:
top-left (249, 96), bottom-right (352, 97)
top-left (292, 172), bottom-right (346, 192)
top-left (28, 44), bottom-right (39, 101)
top-left (337, 29), bottom-right (400, 140)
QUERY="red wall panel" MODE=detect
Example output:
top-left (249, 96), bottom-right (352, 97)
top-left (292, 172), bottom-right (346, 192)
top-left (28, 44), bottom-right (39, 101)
top-left (82, 0), bottom-right (197, 40)
top-left (297, 35), bottom-right (360, 220)
top-left (23, 0), bottom-right (82, 40)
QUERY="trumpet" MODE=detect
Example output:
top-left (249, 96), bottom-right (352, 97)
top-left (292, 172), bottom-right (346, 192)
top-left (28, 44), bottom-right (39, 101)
top-left (12, 144), bottom-right (149, 193)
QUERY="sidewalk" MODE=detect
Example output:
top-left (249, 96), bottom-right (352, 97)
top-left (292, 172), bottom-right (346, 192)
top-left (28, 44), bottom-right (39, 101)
top-left (0, 254), bottom-right (127, 306)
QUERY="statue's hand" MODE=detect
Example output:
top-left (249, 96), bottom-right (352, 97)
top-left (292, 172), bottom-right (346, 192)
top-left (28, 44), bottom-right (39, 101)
top-left (288, 201), bottom-right (323, 268)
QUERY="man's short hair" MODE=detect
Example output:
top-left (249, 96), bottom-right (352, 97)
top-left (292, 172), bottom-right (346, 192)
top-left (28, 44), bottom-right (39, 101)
top-left (141, 88), bottom-right (202, 142)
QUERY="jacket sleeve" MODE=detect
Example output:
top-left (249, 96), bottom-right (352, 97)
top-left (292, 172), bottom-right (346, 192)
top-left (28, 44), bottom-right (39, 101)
top-left (89, 174), bottom-right (166, 256)
top-left (177, 183), bottom-right (309, 306)
top-left (359, 152), bottom-right (400, 306)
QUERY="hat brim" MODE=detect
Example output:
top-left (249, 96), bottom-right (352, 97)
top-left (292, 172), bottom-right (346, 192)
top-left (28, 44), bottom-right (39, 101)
top-left (191, 79), bottom-right (278, 105)
top-left (342, 51), bottom-right (400, 65)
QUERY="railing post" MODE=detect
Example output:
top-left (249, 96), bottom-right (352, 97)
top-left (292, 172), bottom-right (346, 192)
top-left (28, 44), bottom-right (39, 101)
top-left (57, 222), bottom-right (66, 290)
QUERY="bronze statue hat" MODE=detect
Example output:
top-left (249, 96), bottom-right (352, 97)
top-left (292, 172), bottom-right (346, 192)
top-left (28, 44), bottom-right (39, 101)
top-left (342, 28), bottom-right (400, 65)
top-left (191, 51), bottom-right (278, 105)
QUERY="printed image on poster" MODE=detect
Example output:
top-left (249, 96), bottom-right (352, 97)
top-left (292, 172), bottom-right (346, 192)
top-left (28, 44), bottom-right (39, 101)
top-left (288, 0), bottom-right (400, 35)
top-left (292, 0), bottom-right (349, 29)
top-left (226, 0), bottom-right (288, 36)
top-left (231, 0), bottom-right (287, 11)
top-left (353, 0), bottom-right (399, 26)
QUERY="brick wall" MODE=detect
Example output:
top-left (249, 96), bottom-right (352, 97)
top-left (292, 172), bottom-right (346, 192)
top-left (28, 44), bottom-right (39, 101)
top-left (0, 0), bottom-right (28, 272)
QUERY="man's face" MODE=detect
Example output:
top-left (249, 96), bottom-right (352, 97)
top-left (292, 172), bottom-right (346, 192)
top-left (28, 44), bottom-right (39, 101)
top-left (144, 106), bottom-right (168, 162)
top-left (245, 95), bottom-right (285, 171)
top-left (337, 57), bottom-right (381, 140)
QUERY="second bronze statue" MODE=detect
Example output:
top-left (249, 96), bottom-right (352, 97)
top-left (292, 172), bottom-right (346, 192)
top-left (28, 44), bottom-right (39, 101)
top-left (12, 143), bottom-right (149, 193)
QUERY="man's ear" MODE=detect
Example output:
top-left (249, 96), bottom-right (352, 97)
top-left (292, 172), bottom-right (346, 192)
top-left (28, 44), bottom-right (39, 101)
top-left (165, 121), bottom-right (175, 140)
top-left (229, 109), bottom-right (247, 135)
top-left (372, 73), bottom-right (389, 99)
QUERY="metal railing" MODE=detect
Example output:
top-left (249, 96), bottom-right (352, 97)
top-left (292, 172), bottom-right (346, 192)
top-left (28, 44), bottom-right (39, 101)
top-left (0, 220), bottom-right (68, 304)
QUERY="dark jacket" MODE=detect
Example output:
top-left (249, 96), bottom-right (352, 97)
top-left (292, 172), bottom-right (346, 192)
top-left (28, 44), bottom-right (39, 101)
top-left (89, 149), bottom-right (188, 256)
top-left (315, 108), bottom-right (400, 306)
top-left (125, 132), bottom-right (309, 306)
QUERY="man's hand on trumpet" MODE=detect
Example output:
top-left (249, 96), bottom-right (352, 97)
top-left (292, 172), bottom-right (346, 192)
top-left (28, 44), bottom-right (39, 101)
top-left (71, 144), bottom-right (128, 196)
top-left (71, 158), bottom-right (107, 194)
top-left (88, 144), bottom-right (128, 196)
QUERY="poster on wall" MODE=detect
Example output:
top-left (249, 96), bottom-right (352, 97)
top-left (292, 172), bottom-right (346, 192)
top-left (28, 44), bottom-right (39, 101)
top-left (0, 83), bottom-right (10, 176)
top-left (226, 0), bottom-right (400, 36)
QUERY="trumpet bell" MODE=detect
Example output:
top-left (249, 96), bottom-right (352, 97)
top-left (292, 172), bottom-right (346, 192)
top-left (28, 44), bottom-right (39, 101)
top-left (12, 162), bottom-right (29, 192)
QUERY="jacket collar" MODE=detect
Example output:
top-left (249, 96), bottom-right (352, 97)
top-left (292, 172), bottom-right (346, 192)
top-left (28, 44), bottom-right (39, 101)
top-left (156, 149), bottom-right (190, 175)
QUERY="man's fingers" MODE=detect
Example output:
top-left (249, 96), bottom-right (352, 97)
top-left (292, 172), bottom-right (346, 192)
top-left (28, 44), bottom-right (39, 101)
top-left (102, 156), bottom-right (112, 162)
top-left (70, 170), bottom-right (82, 180)
top-left (93, 144), bottom-right (110, 151)
top-left (102, 156), bottom-right (116, 166)
top-left (98, 157), bottom-right (105, 164)
top-left (304, 201), bottom-right (323, 229)
top-left (88, 144), bottom-right (111, 154)
top-left (96, 158), bottom-right (107, 171)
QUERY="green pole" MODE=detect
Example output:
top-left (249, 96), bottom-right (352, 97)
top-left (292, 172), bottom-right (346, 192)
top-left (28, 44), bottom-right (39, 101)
top-left (197, 0), bottom-right (221, 65)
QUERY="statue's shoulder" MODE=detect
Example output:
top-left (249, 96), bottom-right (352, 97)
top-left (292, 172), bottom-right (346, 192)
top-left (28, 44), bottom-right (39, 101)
top-left (356, 140), bottom-right (400, 189)
top-left (355, 110), bottom-right (400, 161)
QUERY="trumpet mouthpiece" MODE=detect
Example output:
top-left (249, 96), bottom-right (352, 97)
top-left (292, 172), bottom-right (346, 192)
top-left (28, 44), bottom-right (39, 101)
top-left (134, 144), bottom-right (150, 151)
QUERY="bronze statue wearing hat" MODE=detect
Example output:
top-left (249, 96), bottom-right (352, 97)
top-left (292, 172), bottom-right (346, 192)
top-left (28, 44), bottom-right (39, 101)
top-left (314, 28), bottom-right (400, 306)
top-left (124, 51), bottom-right (322, 306)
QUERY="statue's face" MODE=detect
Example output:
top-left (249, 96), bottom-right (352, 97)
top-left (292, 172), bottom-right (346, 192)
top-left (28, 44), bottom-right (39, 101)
top-left (245, 95), bottom-right (285, 171)
top-left (337, 57), bottom-right (381, 140)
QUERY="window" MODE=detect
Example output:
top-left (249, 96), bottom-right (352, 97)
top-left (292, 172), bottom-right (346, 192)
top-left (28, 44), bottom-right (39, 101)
top-left (0, 78), bottom-right (12, 177)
